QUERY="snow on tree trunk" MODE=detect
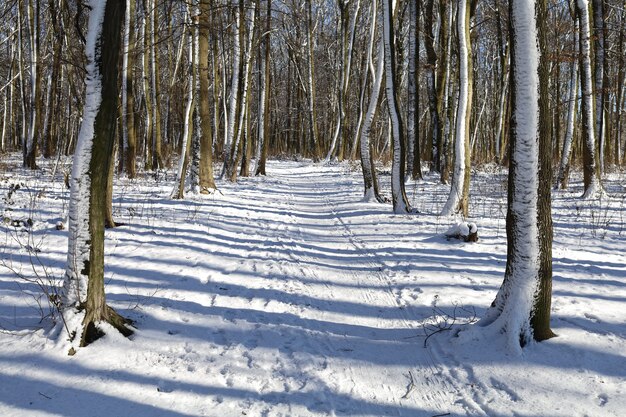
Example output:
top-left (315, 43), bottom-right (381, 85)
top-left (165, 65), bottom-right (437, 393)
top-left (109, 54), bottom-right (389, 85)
top-left (382, 0), bottom-right (411, 214)
top-left (576, 0), bottom-right (602, 199)
top-left (63, 0), bottom-right (132, 347)
top-left (462, 0), bottom-right (554, 352)
top-left (64, 1), bottom-right (108, 308)
top-left (441, 0), bottom-right (471, 217)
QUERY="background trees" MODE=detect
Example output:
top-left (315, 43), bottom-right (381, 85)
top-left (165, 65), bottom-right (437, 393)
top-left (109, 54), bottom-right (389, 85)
top-left (0, 0), bottom-right (624, 195)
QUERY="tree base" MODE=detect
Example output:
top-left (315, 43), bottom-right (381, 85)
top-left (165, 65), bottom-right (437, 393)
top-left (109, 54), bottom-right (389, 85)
top-left (80, 304), bottom-right (133, 347)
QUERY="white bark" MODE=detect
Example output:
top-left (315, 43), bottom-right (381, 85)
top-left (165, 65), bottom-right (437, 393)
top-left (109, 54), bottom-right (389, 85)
top-left (441, 0), bottom-right (469, 216)
top-left (360, 39), bottom-right (385, 200)
top-left (26, 0), bottom-right (39, 163)
top-left (223, 0), bottom-right (241, 169)
top-left (556, 53), bottom-right (578, 189)
top-left (382, 0), bottom-right (410, 214)
top-left (228, 2), bottom-right (256, 180)
top-left (351, 1), bottom-right (377, 160)
top-left (171, 12), bottom-right (194, 199)
top-left (121, 0), bottom-right (131, 163)
top-left (577, 0), bottom-right (601, 198)
top-left (254, 38), bottom-right (267, 173)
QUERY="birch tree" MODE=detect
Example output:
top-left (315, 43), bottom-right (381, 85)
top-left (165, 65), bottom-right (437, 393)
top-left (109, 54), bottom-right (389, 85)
top-left (382, 0), bottom-right (411, 214)
top-left (222, 0), bottom-right (241, 178)
top-left (254, 0), bottom-right (271, 176)
top-left (465, 0), bottom-right (555, 352)
top-left (121, 0), bottom-right (137, 178)
top-left (172, 9), bottom-right (195, 199)
top-left (63, 0), bottom-right (133, 348)
top-left (575, 0), bottom-right (602, 198)
top-left (24, 0), bottom-right (40, 169)
top-left (555, 22), bottom-right (579, 190)
top-left (441, 0), bottom-right (473, 217)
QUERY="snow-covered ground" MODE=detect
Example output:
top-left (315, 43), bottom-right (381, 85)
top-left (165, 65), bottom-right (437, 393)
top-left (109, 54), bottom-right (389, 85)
top-left (1, 157), bottom-right (625, 416)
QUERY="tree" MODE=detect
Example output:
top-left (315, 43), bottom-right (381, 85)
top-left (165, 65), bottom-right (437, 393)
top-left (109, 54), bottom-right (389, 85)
top-left (441, 0), bottom-right (473, 217)
top-left (382, 0), bottom-right (411, 214)
top-left (121, 0), bottom-right (137, 178)
top-left (24, 0), bottom-right (41, 169)
top-left (555, 21), bottom-right (579, 190)
top-left (222, 0), bottom-right (242, 178)
top-left (254, 0), bottom-right (271, 176)
top-left (63, 0), bottom-right (133, 348)
top-left (172, 8), bottom-right (195, 200)
top-left (467, 0), bottom-right (555, 351)
top-left (198, 0), bottom-right (216, 192)
top-left (406, 0), bottom-right (421, 180)
top-left (575, 0), bottom-right (602, 198)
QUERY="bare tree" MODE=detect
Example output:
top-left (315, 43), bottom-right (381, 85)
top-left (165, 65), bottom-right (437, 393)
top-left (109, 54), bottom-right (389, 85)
top-left (63, 0), bottom-right (133, 348)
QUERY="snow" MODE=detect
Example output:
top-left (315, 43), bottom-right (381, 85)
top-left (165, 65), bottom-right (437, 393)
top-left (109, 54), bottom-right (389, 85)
top-left (1, 157), bottom-right (626, 416)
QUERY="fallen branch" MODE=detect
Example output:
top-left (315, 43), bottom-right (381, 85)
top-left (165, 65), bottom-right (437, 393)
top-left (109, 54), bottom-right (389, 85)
top-left (401, 371), bottom-right (416, 399)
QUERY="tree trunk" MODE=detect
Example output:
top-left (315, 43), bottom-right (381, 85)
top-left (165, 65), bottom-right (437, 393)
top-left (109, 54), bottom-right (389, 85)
top-left (360, 37), bottom-right (385, 204)
top-left (254, 0), bottom-right (271, 176)
top-left (576, 0), bottom-right (602, 198)
top-left (198, 0), bottom-right (216, 192)
top-left (63, 0), bottom-right (132, 348)
top-left (141, 1), bottom-right (153, 170)
top-left (473, 0), bottom-right (554, 352)
top-left (441, 0), bottom-right (472, 217)
top-left (121, 0), bottom-right (137, 178)
top-left (222, 0), bottom-right (242, 177)
top-left (556, 24), bottom-right (579, 190)
top-left (592, 0), bottom-right (605, 174)
top-left (24, 0), bottom-right (41, 169)
top-left (150, 0), bottom-right (164, 170)
top-left (172, 14), bottom-right (195, 200)
top-left (306, 0), bottom-right (320, 159)
top-left (382, 0), bottom-right (411, 214)
top-left (228, 0), bottom-right (256, 182)
top-left (407, 0), bottom-right (421, 180)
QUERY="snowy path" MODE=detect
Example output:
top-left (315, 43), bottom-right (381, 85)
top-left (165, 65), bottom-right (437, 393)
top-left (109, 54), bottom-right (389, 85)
top-left (1, 159), bottom-right (625, 416)
top-left (152, 162), bottom-right (466, 416)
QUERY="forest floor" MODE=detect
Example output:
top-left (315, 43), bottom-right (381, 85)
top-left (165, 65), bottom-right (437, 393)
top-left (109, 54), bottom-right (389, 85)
top-left (1, 156), bottom-right (625, 416)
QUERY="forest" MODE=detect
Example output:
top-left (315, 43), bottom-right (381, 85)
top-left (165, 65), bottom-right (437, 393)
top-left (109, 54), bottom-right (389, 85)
top-left (0, 0), bottom-right (625, 416)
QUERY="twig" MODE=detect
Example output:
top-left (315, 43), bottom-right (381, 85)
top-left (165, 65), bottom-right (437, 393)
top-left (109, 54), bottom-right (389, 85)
top-left (38, 392), bottom-right (52, 400)
top-left (401, 371), bottom-right (416, 399)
